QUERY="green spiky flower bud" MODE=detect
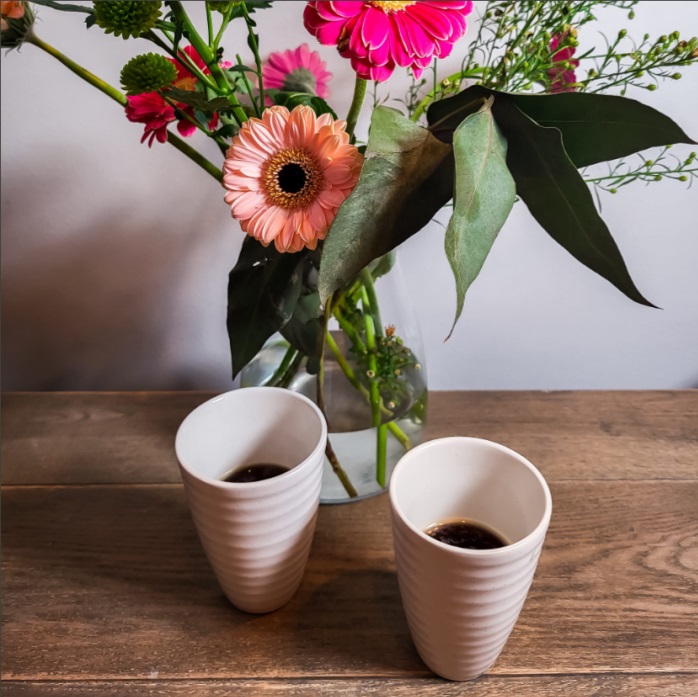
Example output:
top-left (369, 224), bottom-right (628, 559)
top-left (120, 53), bottom-right (177, 95)
top-left (93, 1), bottom-right (162, 40)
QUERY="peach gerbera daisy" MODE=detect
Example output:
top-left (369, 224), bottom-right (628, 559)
top-left (223, 105), bottom-right (363, 253)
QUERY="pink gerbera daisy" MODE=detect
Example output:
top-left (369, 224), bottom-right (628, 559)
top-left (303, 1), bottom-right (474, 82)
top-left (262, 43), bottom-right (332, 100)
top-left (223, 105), bottom-right (363, 253)
top-left (548, 32), bottom-right (580, 93)
top-left (125, 45), bottom-right (220, 146)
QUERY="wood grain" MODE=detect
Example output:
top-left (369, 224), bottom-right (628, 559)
top-left (3, 391), bottom-right (697, 695)
top-left (2, 391), bottom-right (697, 486)
top-left (4, 675), bottom-right (698, 697)
top-left (3, 482), bottom-right (697, 680)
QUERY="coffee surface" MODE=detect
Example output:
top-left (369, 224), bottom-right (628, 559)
top-left (425, 519), bottom-right (508, 550)
top-left (222, 463), bottom-right (289, 483)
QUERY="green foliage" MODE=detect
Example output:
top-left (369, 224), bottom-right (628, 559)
top-left (444, 98), bottom-right (516, 336)
top-left (120, 53), bottom-right (177, 95)
top-left (93, 1), bottom-right (162, 40)
top-left (226, 238), bottom-right (306, 378)
top-left (162, 86), bottom-right (234, 114)
top-left (265, 90), bottom-right (338, 119)
top-left (492, 98), bottom-right (655, 306)
top-left (318, 107), bottom-right (452, 303)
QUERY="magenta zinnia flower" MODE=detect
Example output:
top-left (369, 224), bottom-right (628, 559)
top-left (223, 105), bottom-right (363, 253)
top-left (125, 45), bottom-right (220, 146)
top-left (262, 43), bottom-right (332, 100)
top-left (304, 1), bottom-right (473, 82)
top-left (548, 32), bottom-right (580, 93)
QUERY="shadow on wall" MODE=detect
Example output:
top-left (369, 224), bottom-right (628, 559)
top-left (1, 157), bottom-right (235, 391)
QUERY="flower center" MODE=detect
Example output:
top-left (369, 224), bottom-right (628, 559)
top-left (369, 1), bottom-right (415, 13)
top-left (263, 148), bottom-right (324, 209)
top-left (174, 76), bottom-right (197, 91)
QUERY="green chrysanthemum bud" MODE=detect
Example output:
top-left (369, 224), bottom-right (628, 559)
top-left (1, 1), bottom-right (35, 50)
top-left (93, 1), bottom-right (162, 40)
top-left (121, 53), bottom-right (177, 95)
top-left (207, 1), bottom-right (239, 13)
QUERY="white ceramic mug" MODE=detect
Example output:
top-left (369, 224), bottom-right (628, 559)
top-left (390, 437), bottom-right (552, 681)
top-left (175, 387), bottom-right (327, 614)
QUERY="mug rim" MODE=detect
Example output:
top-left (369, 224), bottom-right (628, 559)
top-left (389, 436), bottom-right (553, 555)
top-left (175, 386), bottom-right (328, 490)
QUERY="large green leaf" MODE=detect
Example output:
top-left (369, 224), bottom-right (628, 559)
top-left (428, 85), bottom-right (696, 167)
top-left (227, 238), bottom-right (305, 378)
top-left (162, 87), bottom-right (234, 114)
top-left (318, 106), bottom-right (452, 303)
top-left (445, 98), bottom-right (516, 338)
top-left (493, 100), bottom-right (656, 307)
top-left (506, 91), bottom-right (696, 168)
top-left (280, 289), bottom-right (324, 375)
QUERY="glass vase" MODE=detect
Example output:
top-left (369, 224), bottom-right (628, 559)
top-left (240, 256), bottom-right (427, 503)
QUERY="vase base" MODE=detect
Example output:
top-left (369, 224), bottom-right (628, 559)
top-left (319, 418), bottom-right (424, 504)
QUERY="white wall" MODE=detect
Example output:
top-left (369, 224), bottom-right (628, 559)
top-left (1, 1), bottom-right (697, 390)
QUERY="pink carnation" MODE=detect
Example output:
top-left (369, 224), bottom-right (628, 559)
top-left (263, 43), bottom-right (332, 100)
top-left (125, 45), bottom-right (221, 147)
top-left (303, 1), bottom-right (474, 82)
top-left (548, 32), bottom-right (580, 93)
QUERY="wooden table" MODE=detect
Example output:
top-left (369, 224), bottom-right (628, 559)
top-left (2, 391), bottom-right (697, 696)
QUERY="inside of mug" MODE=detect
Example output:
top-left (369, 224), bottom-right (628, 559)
top-left (176, 389), bottom-right (325, 481)
top-left (392, 439), bottom-right (550, 545)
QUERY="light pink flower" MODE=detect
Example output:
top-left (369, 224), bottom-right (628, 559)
top-left (303, 1), bottom-right (473, 82)
top-left (223, 105), bottom-right (363, 253)
top-left (125, 45), bottom-right (220, 147)
top-left (548, 32), bottom-right (580, 93)
top-left (262, 43), bottom-right (332, 100)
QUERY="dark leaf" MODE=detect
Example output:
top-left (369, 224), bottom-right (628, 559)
top-left (265, 90), bottom-right (338, 118)
top-left (504, 91), bottom-right (696, 167)
top-left (281, 289), bottom-right (324, 375)
top-left (427, 85), bottom-right (696, 167)
top-left (494, 100), bottom-right (656, 307)
top-left (444, 98), bottom-right (516, 338)
top-left (31, 0), bottom-right (93, 14)
top-left (227, 238), bottom-right (305, 378)
top-left (162, 87), bottom-right (233, 114)
top-left (318, 106), bottom-right (452, 303)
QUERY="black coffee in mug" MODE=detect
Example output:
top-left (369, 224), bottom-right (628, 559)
top-left (222, 463), bottom-right (289, 483)
top-left (425, 518), bottom-right (508, 550)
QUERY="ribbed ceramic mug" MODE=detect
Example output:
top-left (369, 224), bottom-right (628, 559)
top-left (390, 437), bottom-right (552, 681)
top-left (175, 387), bottom-right (327, 614)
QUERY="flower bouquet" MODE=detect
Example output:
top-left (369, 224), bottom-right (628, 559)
top-left (3, 1), bottom-right (696, 500)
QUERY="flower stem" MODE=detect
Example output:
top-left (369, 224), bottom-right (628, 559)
top-left (241, 1), bottom-right (265, 114)
top-left (318, 295), bottom-right (357, 498)
top-left (376, 424), bottom-right (388, 488)
top-left (410, 67), bottom-right (485, 122)
top-left (265, 344), bottom-right (298, 386)
top-left (27, 32), bottom-right (223, 183)
top-left (345, 76), bottom-right (368, 141)
top-left (168, 1), bottom-right (248, 125)
top-left (27, 31), bottom-right (127, 107)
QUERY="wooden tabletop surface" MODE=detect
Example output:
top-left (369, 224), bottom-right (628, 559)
top-left (2, 390), bottom-right (697, 696)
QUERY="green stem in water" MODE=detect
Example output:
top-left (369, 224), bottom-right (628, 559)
top-left (318, 295), bottom-right (357, 499)
top-left (376, 424), bottom-right (388, 488)
top-left (266, 345), bottom-right (298, 386)
top-left (345, 76), bottom-right (368, 141)
top-left (325, 331), bottom-right (413, 451)
top-left (278, 352), bottom-right (304, 389)
top-left (26, 32), bottom-right (223, 183)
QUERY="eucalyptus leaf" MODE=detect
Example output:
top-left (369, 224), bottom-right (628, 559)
top-left (318, 106), bottom-right (452, 303)
top-left (444, 98), bottom-right (516, 338)
top-left (227, 239), bottom-right (305, 378)
top-left (494, 101), bottom-right (656, 307)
